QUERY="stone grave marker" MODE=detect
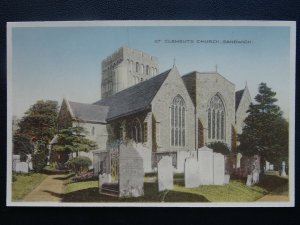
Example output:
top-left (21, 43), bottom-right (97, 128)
top-left (158, 156), bottom-right (173, 191)
top-left (224, 174), bottom-right (230, 184)
top-left (15, 162), bottom-right (29, 173)
top-left (236, 153), bottom-right (242, 168)
top-left (119, 142), bottom-right (144, 197)
top-left (269, 164), bottom-right (274, 170)
top-left (265, 161), bottom-right (270, 171)
top-left (26, 154), bottom-right (33, 171)
top-left (12, 155), bottom-right (21, 172)
top-left (281, 161), bottom-right (287, 177)
top-left (252, 168), bottom-right (260, 184)
top-left (213, 152), bottom-right (225, 185)
top-left (99, 173), bottom-right (112, 184)
top-left (197, 146), bottom-right (214, 185)
top-left (246, 175), bottom-right (252, 186)
top-left (184, 157), bottom-right (200, 188)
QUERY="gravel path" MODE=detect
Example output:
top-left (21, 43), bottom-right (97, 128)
top-left (256, 184), bottom-right (289, 202)
top-left (23, 174), bottom-right (66, 202)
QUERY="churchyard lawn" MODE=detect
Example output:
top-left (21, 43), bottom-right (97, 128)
top-left (62, 174), bottom-right (288, 202)
top-left (12, 172), bottom-right (47, 201)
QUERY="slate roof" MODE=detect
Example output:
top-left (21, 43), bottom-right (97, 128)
top-left (235, 89), bottom-right (244, 111)
top-left (94, 69), bottom-right (171, 121)
top-left (68, 101), bottom-right (109, 123)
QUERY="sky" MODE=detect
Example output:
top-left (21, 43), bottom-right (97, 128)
top-left (11, 24), bottom-right (292, 119)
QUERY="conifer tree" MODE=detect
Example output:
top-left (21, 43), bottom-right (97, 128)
top-left (52, 126), bottom-right (97, 156)
top-left (238, 83), bottom-right (288, 166)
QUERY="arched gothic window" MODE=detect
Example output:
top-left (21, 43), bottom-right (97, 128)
top-left (171, 95), bottom-right (186, 146)
top-left (207, 94), bottom-right (226, 141)
top-left (146, 65), bottom-right (149, 75)
top-left (131, 118), bottom-right (142, 143)
top-left (136, 62), bottom-right (139, 72)
top-left (141, 64), bottom-right (144, 74)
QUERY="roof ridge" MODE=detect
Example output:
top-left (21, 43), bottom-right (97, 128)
top-left (94, 68), bottom-right (172, 105)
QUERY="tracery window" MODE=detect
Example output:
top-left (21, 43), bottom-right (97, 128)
top-left (136, 62), bottom-right (139, 72)
top-left (171, 95), bottom-right (186, 146)
top-left (207, 94), bottom-right (225, 141)
top-left (131, 118), bottom-right (142, 143)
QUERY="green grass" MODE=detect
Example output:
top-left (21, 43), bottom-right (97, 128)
top-left (12, 173), bottom-right (48, 201)
top-left (61, 174), bottom-right (288, 203)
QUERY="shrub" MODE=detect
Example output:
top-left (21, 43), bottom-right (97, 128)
top-left (32, 142), bottom-right (48, 172)
top-left (207, 141), bottom-right (230, 155)
top-left (65, 156), bottom-right (92, 175)
top-left (32, 151), bottom-right (47, 172)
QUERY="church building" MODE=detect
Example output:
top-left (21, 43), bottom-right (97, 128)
top-left (57, 47), bottom-right (251, 173)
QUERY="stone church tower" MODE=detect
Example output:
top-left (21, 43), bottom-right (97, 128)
top-left (101, 47), bottom-right (159, 98)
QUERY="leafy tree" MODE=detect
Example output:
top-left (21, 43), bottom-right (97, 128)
top-left (207, 141), bottom-right (230, 155)
top-left (13, 133), bottom-right (34, 161)
top-left (52, 126), bottom-right (97, 156)
top-left (238, 83), bottom-right (288, 167)
top-left (17, 100), bottom-right (59, 143)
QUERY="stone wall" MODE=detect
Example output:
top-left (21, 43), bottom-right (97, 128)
top-left (151, 67), bottom-right (196, 153)
top-left (192, 72), bottom-right (235, 149)
top-left (78, 122), bottom-right (113, 151)
top-left (235, 86), bottom-right (251, 134)
top-left (101, 47), bottom-right (159, 98)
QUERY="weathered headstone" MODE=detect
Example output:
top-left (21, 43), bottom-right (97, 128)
top-left (15, 162), bottom-right (29, 173)
top-left (158, 156), bottom-right (173, 191)
top-left (184, 157), bottom-right (200, 188)
top-left (252, 168), bottom-right (260, 184)
top-left (26, 154), bottom-right (33, 170)
top-left (236, 153), bottom-right (242, 168)
top-left (119, 142), bottom-right (144, 197)
top-left (198, 146), bottom-right (214, 185)
top-left (213, 152), bottom-right (225, 185)
top-left (281, 161), bottom-right (287, 177)
top-left (265, 161), bottom-right (270, 171)
top-left (224, 174), bottom-right (230, 184)
top-left (12, 155), bottom-right (21, 172)
top-left (246, 175), bottom-right (252, 186)
top-left (270, 164), bottom-right (274, 170)
top-left (99, 173), bottom-right (112, 184)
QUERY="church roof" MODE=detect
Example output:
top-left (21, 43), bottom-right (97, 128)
top-left (94, 69), bottom-right (171, 121)
top-left (235, 89), bottom-right (244, 111)
top-left (68, 101), bottom-right (109, 123)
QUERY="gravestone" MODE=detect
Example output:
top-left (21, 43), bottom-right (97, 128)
top-left (265, 161), bottom-right (270, 171)
top-left (269, 164), bottom-right (274, 170)
top-left (252, 168), bottom-right (260, 184)
top-left (236, 153), bottom-right (242, 168)
top-left (281, 161), bottom-right (287, 177)
top-left (99, 173), bottom-right (112, 184)
top-left (213, 153), bottom-right (225, 185)
top-left (184, 157), bottom-right (200, 188)
top-left (15, 162), bottom-right (29, 173)
top-left (197, 146), bottom-right (214, 185)
top-left (246, 175), bottom-right (252, 186)
top-left (12, 155), bottom-right (21, 172)
top-left (158, 156), bottom-right (173, 191)
top-left (26, 154), bottom-right (33, 170)
top-left (224, 174), bottom-right (230, 184)
top-left (119, 142), bottom-right (144, 197)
